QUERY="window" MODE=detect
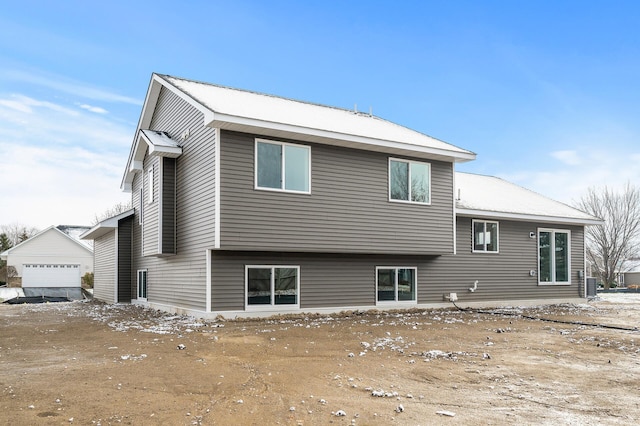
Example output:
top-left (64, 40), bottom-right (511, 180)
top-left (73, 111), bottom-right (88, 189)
top-left (255, 140), bottom-right (310, 193)
top-left (246, 266), bottom-right (299, 308)
top-left (137, 270), bottom-right (147, 300)
top-left (538, 229), bottom-right (570, 285)
top-left (139, 188), bottom-right (144, 225)
top-left (376, 267), bottom-right (417, 303)
top-left (389, 159), bottom-right (430, 204)
top-left (473, 220), bottom-right (499, 253)
top-left (148, 167), bottom-right (154, 204)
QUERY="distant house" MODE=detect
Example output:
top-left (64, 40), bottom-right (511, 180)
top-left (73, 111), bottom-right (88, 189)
top-left (81, 73), bottom-right (602, 317)
top-left (619, 259), bottom-right (640, 287)
top-left (1, 225), bottom-right (93, 299)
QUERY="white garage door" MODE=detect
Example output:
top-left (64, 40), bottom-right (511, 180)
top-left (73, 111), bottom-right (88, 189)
top-left (22, 264), bottom-right (81, 288)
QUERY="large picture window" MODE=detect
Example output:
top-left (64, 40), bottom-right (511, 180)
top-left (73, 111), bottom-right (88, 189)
top-left (473, 220), bottom-right (499, 252)
top-left (376, 267), bottom-right (417, 303)
top-left (255, 140), bottom-right (310, 193)
top-left (389, 158), bottom-right (430, 204)
top-left (246, 266), bottom-right (299, 308)
top-left (538, 229), bottom-right (570, 285)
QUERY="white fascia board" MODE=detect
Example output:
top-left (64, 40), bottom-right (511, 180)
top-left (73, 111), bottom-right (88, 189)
top-left (149, 145), bottom-right (182, 158)
top-left (81, 209), bottom-right (135, 240)
top-left (130, 160), bottom-right (143, 172)
top-left (208, 113), bottom-right (476, 163)
top-left (121, 76), bottom-right (163, 192)
top-left (456, 208), bottom-right (605, 226)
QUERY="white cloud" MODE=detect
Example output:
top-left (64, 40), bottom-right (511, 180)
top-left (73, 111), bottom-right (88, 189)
top-left (79, 104), bottom-right (108, 114)
top-left (0, 68), bottom-right (142, 106)
top-left (502, 146), bottom-right (640, 206)
top-left (551, 149), bottom-right (581, 166)
top-left (0, 93), bottom-right (134, 229)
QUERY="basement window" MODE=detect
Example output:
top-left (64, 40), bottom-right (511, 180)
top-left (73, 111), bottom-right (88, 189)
top-left (246, 266), bottom-right (299, 309)
top-left (376, 267), bottom-right (417, 303)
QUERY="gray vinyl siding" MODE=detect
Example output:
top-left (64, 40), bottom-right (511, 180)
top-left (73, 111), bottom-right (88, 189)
top-left (131, 87), bottom-right (217, 311)
top-left (423, 217), bottom-right (585, 302)
top-left (210, 219), bottom-right (585, 311)
top-left (161, 157), bottom-right (177, 254)
top-left (94, 231), bottom-right (116, 304)
top-left (219, 131), bottom-right (454, 255)
top-left (117, 217), bottom-right (133, 303)
top-left (211, 251), bottom-right (436, 311)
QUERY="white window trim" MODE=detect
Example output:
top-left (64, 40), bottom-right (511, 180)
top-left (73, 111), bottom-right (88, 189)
top-left (375, 266), bottom-right (418, 305)
top-left (147, 166), bottom-right (154, 204)
top-left (388, 158), bottom-right (431, 205)
top-left (254, 138), bottom-right (311, 194)
top-left (472, 219), bottom-right (500, 253)
top-left (137, 269), bottom-right (148, 301)
top-left (138, 187), bottom-right (144, 225)
top-left (245, 265), bottom-right (301, 311)
top-left (538, 228), bottom-right (571, 286)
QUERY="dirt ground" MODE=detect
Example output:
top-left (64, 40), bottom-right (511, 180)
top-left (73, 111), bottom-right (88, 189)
top-left (1, 296), bottom-right (639, 425)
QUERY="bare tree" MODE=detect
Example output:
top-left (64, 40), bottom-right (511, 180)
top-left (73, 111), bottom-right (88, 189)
top-left (92, 201), bottom-right (132, 225)
top-left (575, 182), bottom-right (640, 289)
top-left (0, 223), bottom-right (39, 247)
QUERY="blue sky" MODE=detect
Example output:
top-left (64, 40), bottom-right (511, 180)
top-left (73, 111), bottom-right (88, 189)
top-left (1, 1), bottom-right (639, 229)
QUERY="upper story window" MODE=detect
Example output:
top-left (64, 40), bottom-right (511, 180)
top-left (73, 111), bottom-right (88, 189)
top-left (539, 229), bottom-right (570, 285)
top-left (473, 220), bottom-right (499, 253)
top-left (389, 158), bottom-right (431, 204)
top-left (255, 139), bottom-right (310, 193)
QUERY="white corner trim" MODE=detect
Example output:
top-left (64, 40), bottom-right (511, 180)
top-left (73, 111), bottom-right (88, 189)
top-left (214, 128), bottom-right (221, 249)
top-left (452, 165), bottom-right (457, 255)
top-left (206, 249), bottom-right (212, 312)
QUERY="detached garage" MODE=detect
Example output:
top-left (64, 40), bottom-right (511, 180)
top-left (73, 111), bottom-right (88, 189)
top-left (0, 226), bottom-right (93, 300)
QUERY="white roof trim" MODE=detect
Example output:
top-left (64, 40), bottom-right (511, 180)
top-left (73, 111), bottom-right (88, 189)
top-left (80, 209), bottom-right (135, 240)
top-left (454, 172), bottom-right (603, 226)
top-left (209, 112), bottom-right (476, 163)
top-left (140, 130), bottom-right (183, 158)
top-left (122, 129), bottom-right (182, 191)
top-left (456, 208), bottom-right (604, 226)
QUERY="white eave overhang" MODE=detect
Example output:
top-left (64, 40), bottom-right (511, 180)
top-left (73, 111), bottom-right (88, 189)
top-left (455, 208), bottom-right (604, 226)
top-left (207, 112), bottom-right (477, 164)
top-left (121, 130), bottom-right (182, 192)
top-left (80, 209), bottom-right (136, 240)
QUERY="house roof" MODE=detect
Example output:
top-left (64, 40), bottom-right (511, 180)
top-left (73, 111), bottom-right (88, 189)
top-left (122, 73), bottom-right (476, 191)
top-left (80, 209), bottom-right (135, 240)
top-left (1, 225), bottom-right (93, 259)
top-left (455, 172), bottom-right (603, 225)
